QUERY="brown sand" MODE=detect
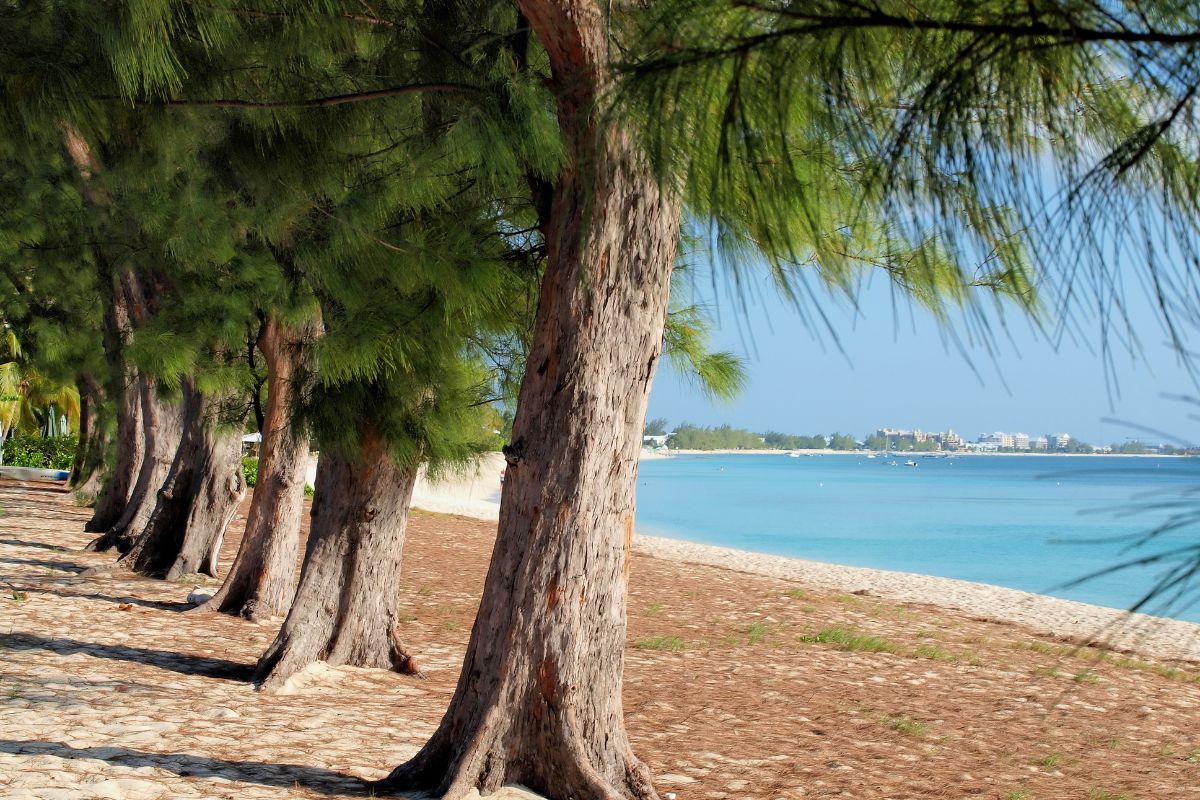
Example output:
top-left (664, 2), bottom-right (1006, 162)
top-left (2, 482), bottom-right (1199, 799)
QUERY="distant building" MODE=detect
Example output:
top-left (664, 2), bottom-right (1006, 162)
top-left (1031, 436), bottom-right (1048, 451)
top-left (1048, 433), bottom-right (1071, 450)
top-left (935, 429), bottom-right (964, 450)
top-left (643, 434), bottom-right (669, 449)
top-left (979, 432), bottom-right (1015, 449)
top-left (1013, 432), bottom-right (1030, 451)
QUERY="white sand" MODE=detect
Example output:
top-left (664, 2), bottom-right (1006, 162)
top-left (410, 452), bottom-right (505, 521)
top-left (410, 452), bottom-right (1200, 664)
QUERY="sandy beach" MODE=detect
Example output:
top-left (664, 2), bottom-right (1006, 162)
top-left (4, 479), bottom-right (1200, 799)
top-left (414, 454), bottom-right (1200, 662)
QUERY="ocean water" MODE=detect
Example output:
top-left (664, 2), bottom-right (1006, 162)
top-left (634, 453), bottom-right (1200, 622)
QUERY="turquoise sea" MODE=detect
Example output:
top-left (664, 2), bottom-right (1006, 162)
top-left (634, 454), bottom-right (1200, 623)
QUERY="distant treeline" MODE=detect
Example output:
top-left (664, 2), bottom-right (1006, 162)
top-left (645, 419), bottom-right (1191, 454)
top-left (652, 421), bottom-right (856, 451)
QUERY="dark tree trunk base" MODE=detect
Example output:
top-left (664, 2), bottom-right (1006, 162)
top-left (88, 374), bottom-right (184, 553)
top-left (253, 438), bottom-right (421, 693)
top-left (118, 381), bottom-right (246, 578)
top-left (378, 728), bottom-right (659, 800)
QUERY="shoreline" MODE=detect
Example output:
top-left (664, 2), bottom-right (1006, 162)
top-left (661, 448), bottom-right (1191, 458)
top-left (633, 532), bottom-right (1200, 663)
top-left (411, 462), bottom-right (1200, 664)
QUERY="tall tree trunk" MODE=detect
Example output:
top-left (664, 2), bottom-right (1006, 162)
top-left (382, 4), bottom-right (679, 796)
top-left (71, 375), bottom-right (110, 497)
top-left (253, 433), bottom-right (420, 692)
top-left (85, 270), bottom-right (143, 531)
top-left (200, 314), bottom-right (320, 620)
top-left (118, 379), bottom-right (247, 578)
top-left (87, 372), bottom-right (184, 552)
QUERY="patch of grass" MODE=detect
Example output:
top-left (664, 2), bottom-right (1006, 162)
top-left (1019, 640), bottom-right (1072, 658)
top-left (442, 620), bottom-right (463, 632)
top-left (1087, 789), bottom-right (1135, 800)
top-left (1033, 665), bottom-right (1061, 678)
top-left (10, 590), bottom-right (28, 602)
top-left (1109, 656), bottom-right (1185, 681)
top-left (1006, 791), bottom-right (1035, 800)
top-left (747, 622), bottom-right (769, 645)
top-left (912, 644), bottom-right (954, 661)
top-left (634, 636), bottom-right (686, 652)
top-left (645, 602), bottom-right (665, 617)
top-left (1030, 753), bottom-right (1059, 770)
top-left (1074, 670), bottom-right (1101, 684)
top-left (1186, 749), bottom-right (1200, 763)
top-left (175, 574), bottom-right (203, 586)
top-left (6, 684), bottom-right (21, 700)
top-left (415, 585), bottom-right (433, 596)
top-left (1158, 743), bottom-right (1176, 758)
top-left (880, 714), bottom-right (927, 737)
top-left (784, 588), bottom-right (809, 600)
top-left (800, 626), bottom-right (898, 653)
top-left (397, 613), bottom-right (417, 623)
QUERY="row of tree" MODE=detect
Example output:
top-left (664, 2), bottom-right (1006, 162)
top-left (3, 1), bottom-right (1200, 798)
top-left (657, 423), bottom-right (858, 450)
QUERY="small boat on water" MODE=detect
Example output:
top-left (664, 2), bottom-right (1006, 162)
top-left (905, 459), bottom-right (919, 467)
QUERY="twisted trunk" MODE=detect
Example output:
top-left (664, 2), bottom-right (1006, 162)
top-left (381, 3), bottom-right (679, 796)
top-left (201, 314), bottom-right (320, 620)
top-left (87, 372), bottom-right (184, 552)
top-left (70, 376), bottom-right (108, 498)
top-left (254, 434), bottom-right (420, 692)
top-left (119, 380), bottom-right (246, 578)
top-left (86, 271), bottom-right (143, 531)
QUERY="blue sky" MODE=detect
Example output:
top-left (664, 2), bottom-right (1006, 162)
top-left (647, 265), bottom-right (1200, 446)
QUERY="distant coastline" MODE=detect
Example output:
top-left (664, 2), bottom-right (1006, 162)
top-left (652, 448), bottom-right (1191, 458)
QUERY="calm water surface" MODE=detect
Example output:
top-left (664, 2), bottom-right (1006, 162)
top-left (634, 454), bottom-right (1200, 622)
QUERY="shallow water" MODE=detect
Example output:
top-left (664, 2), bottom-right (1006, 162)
top-left (635, 453), bottom-right (1200, 622)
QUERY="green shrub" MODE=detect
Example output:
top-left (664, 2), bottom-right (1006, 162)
top-left (3, 435), bottom-right (76, 470)
top-left (304, 483), bottom-right (315, 497)
top-left (242, 456), bottom-right (259, 487)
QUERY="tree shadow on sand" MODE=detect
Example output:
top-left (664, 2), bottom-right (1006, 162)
top-left (1, 633), bottom-right (254, 681)
top-left (14, 584), bottom-right (193, 611)
top-left (0, 556), bottom-right (88, 573)
top-left (0, 538), bottom-right (71, 552)
top-left (0, 740), bottom-right (373, 795)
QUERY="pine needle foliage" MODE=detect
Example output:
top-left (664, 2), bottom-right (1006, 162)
top-left (618, 0), bottom-right (1200, 352)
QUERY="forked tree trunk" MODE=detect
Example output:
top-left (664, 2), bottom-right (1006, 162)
top-left (85, 272), bottom-right (143, 532)
top-left (119, 380), bottom-right (247, 578)
top-left (70, 376), bottom-right (108, 497)
top-left (381, 4), bottom-right (679, 796)
top-left (87, 373), bottom-right (184, 552)
top-left (254, 434), bottom-right (420, 692)
top-left (199, 314), bottom-right (320, 620)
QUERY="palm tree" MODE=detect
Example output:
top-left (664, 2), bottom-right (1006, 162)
top-left (0, 325), bottom-right (80, 463)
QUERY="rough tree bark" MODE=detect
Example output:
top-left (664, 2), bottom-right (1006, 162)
top-left (199, 314), bottom-right (321, 620)
top-left (253, 432), bottom-right (420, 692)
top-left (70, 375), bottom-right (108, 498)
top-left (62, 128), bottom-right (144, 533)
top-left (381, 3), bottom-right (680, 797)
top-left (85, 272), bottom-right (144, 530)
top-left (118, 379), bottom-right (247, 579)
top-left (84, 365), bottom-right (140, 531)
top-left (87, 265), bottom-right (187, 553)
top-left (87, 370), bottom-right (185, 552)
